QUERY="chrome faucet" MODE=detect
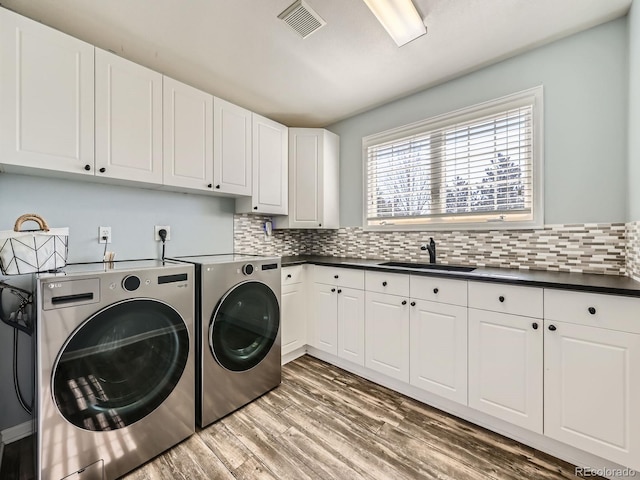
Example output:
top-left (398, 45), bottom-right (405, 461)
top-left (421, 237), bottom-right (436, 263)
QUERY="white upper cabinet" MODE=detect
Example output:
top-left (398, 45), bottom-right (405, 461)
top-left (213, 97), bottom-right (252, 195)
top-left (274, 128), bottom-right (339, 229)
top-left (236, 114), bottom-right (288, 215)
top-left (163, 76), bottom-right (213, 191)
top-left (95, 48), bottom-right (163, 184)
top-left (0, 7), bottom-right (95, 174)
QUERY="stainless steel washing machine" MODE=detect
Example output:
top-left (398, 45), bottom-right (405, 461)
top-left (169, 254), bottom-right (281, 428)
top-left (36, 260), bottom-right (195, 480)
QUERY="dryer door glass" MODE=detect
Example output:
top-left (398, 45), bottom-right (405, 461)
top-left (52, 299), bottom-right (189, 431)
top-left (210, 281), bottom-right (279, 372)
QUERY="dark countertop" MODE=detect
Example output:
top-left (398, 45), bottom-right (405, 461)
top-left (280, 255), bottom-right (640, 297)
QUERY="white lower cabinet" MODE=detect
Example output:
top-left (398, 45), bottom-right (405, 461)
top-left (468, 308), bottom-right (543, 433)
top-left (410, 300), bottom-right (468, 405)
top-left (337, 287), bottom-right (365, 366)
top-left (309, 269), bottom-right (365, 364)
top-left (281, 282), bottom-right (307, 357)
top-left (544, 320), bottom-right (640, 471)
top-left (365, 291), bottom-right (410, 382)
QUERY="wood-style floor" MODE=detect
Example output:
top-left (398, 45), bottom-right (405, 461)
top-left (2, 355), bottom-right (599, 480)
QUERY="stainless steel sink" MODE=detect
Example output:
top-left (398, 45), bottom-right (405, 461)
top-left (378, 261), bottom-right (476, 273)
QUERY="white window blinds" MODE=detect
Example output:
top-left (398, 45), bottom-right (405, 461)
top-left (364, 87), bottom-right (542, 229)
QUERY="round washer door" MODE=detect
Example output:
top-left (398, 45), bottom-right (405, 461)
top-left (52, 298), bottom-right (190, 431)
top-left (209, 281), bottom-right (279, 372)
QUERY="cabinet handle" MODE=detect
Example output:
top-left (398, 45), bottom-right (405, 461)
top-left (410, 301), bottom-right (416, 307)
top-left (588, 307), bottom-right (596, 315)
top-left (331, 288), bottom-right (336, 292)
top-left (499, 296), bottom-right (505, 303)
top-left (548, 324), bottom-right (557, 331)
top-left (337, 289), bottom-right (342, 294)
top-left (334, 275), bottom-right (339, 279)
top-left (253, 206), bottom-right (258, 210)
top-left (286, 274), bottom-right (292, 279)
top-left (433, 288), bottom-right (439, 294)
top-left (532, 322), bottom-right (538, 330)
top-left (84, 164), bottom-right (91, 171)
top-left (99, 167), bottom-right (106, 173)
top-left (401, 300), bottom-right (407, 305)
top-left (382, 281), bottom-right (387, 286)
top-left (207, 183), bottom-right (213, 188)
top-left (215, 184), bottom-right (220, 189)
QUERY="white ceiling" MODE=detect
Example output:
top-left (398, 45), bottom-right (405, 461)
top-left (0, 0), bottom-right (632, 127)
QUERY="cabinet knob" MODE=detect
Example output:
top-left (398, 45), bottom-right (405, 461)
top-left (588, 307), bottom-right (596, 315)
top-left (319, 223), bottom-right (322, 227)
top-left (215, 184), bottom-right (221, 189)
top-left (207, 184), bottom-right (213, 188)
top-left (548, 324), bottom-right (557, 331)
top-left (337, 289), bottom-right (342, 294)
top-left (532, 322), bottom-right (538, 330)
top-left (331, 288), bottom-right (336, 293)
top-left (499, 296), bottom-right (505, 303)
top-left (253, 206), bottom-right (258, 210)
top-left (99, 167), bottom-right (106, 173)
top-left (382, 281), bottom-right (387, 287)
top-left (433, 288), bottom-right (439, 294)
top-left (334, 275), bottom-right (339, 279)
top-left (286, 274), bottom-right (292, 279)
top-left (401, 300), bottom-right (407, 306)
top-left (410, 301), bottom-right (416, 307)
top-left (84, 164), bottom-right (91, 171)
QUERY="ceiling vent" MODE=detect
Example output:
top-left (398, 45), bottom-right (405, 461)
top-left (278, 0), bottom-right (326, 39)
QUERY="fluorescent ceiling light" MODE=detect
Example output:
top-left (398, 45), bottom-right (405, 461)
top-left (362, 0), bottom-right (426, 47)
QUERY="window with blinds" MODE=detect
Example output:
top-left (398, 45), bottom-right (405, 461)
top-left (364, 87), bottom-right (543, 230)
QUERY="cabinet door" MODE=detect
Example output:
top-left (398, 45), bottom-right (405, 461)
top-left (365, 291), bottom-right (410, 382)
top-left (163, 77), bottom-right (213, 190)
top-left (251, 113), bottom-right (288, 214)
top-left (0, 8), bottom-right (94, 174)
top-left (337, 287), bottom-right (365, 366)
top-left (545, 321), bottom-right (640, 471)
top-left (410, 300), bottom-right (468, 405)
top-left (213, 97), bottom-right (252, 195)
top-left (289, 129), bottom-right (322, 228)
top-left (281, 283), bottom-right (307, 360)
top-left (310, 283), bottom-right (337, 355)
top-left (468, 308), bottom-right (543, 433)
top-left (95, 49), bottom-right (163, 184)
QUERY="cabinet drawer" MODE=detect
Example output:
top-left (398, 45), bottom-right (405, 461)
top-left (365, 271), bottom-right (410, 297)
top-left (312, 266), bottom-right (364, 289)
top-left (282, 265), bottom-right (304, 285)
top-left (410, 275), bottom-right (467, 306)
top-left (544, 289), bottom-right (640, 334)
top-left (468, 282), bottom-right (543, 318)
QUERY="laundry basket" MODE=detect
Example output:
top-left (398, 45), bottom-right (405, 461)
top-left (0, 214), bottom-right (69, 275)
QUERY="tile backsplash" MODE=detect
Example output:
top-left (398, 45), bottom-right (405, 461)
top-left (626, 221), bottom-right (640, 281)
top-left (235, 214), bottom-right (628, 276)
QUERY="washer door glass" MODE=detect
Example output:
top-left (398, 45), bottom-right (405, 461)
top-left (52, 299), bottom-right (189, 431)
top-left (210, 281), bottom-right (279, 372)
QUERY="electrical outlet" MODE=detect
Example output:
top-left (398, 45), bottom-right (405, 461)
top-left (154, 225), bottom-right (171, 241)
top-left (99, 226), bottom-right (112, 244)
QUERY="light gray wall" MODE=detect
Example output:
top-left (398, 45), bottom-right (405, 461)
top-left (0, 172), bottom-right (235, 430)
top-left (628, 4), bottom-right (640, 221)
top-left (329, 18), bottom-right (629, 227)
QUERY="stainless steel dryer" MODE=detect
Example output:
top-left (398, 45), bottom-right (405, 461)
top-left (170, 255), bottom-right (281, 427)
top-left (36, 260), bottom-right (195, 480)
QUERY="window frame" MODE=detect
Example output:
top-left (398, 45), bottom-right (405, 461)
top-left (362, 86), bottom-right (544, 231)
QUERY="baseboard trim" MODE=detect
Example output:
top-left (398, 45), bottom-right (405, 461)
top-left (1, 420), bottom-right (33, 445)
top-left (282, 346), bottom-right (307, 365)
